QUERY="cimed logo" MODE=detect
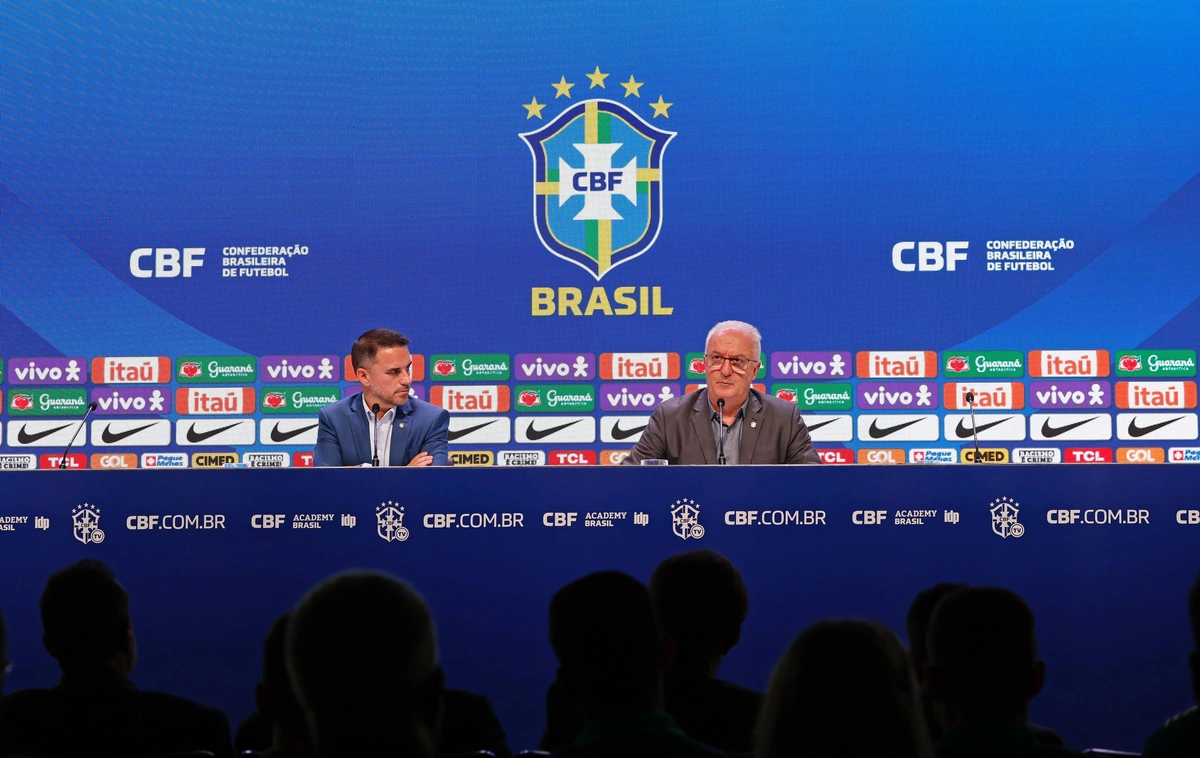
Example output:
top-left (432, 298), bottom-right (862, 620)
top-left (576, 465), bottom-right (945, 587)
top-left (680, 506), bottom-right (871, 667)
top-left (519, 67), bottom-right (676, 280)
top-left (72, 504), bottom-right (105, 544)
top-left (376, 502), bottom-right (410, 543)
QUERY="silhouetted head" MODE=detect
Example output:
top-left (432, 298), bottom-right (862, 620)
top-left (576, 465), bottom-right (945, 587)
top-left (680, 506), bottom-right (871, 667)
top-left (40, 560), bottom-right (136, 676)
top-left (906, 583), bottom-right (967, 666)
top-left (549, 571), bottom-right (666, 718)
top-left (649, 549), bottom-right (748, 672)
top-left (756, 619), bottom-right (931, 758)
top-left (287, 570), bottom-right (441, 758)
top-left (927, 587), bottom-right (1044, 727)
top-left (256, 613), bottom-right (311, 751)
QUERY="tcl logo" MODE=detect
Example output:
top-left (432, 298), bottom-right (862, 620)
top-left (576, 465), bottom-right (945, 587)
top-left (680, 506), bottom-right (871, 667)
top-left (542, 512), bottom-right (578, 527)
top-left (293, 452), bottom-right (314, 467)
top-left (857, 448), bottom-right (904, 464)
top-left (251, 514), bottom-right (286, 529)
top-left (1177, 510), bottom-right (1200, 524)
top-left (91, 453), bottom-right (138, 469)
top-left (891, 241), bottom-right (968, 272)
top-left (1117, 447), bottom-right (1164, 463)
top-left (817, 449), bottom-right (854, 464)
top-left (549, 450), bottom-right (597, 466)
top-left (1065, 447), bottom-right (1113, 463)
top-left (852, 510), bottom-right (888, 524)
top-left (39, 453), bottom-right (87, 469)
top-left (130, 248), bottom-right (204, 278)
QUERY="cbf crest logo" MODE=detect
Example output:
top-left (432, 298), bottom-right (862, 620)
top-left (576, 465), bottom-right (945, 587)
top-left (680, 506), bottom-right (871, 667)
top-left (376, 501), bottom-right (410, 543)
top-left (72, 503), bottom-right (105, 544)
top-left (520, 67), bottom-right (676, 280)
top-left (671, 497), bottom-right (704, 540)
top-left (989, 496), bottom-right (1024, 539)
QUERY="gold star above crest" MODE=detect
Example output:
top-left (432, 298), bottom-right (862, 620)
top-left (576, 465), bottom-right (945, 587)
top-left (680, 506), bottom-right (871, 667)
top-left (620, 75), bottom-right (644, 98)
top-left (551, 76), bottom-right (575, 98)
top-left (522, 96), bottom-right (546, 119)
top-left (586, 66), bottom-right (609, 88)
top-left (649, 95), bottom-right (672, 118)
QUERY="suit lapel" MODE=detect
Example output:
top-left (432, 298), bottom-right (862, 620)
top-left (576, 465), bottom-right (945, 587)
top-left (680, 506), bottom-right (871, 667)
top-left (739, 391), bottom-right (765, 464)
top-left (349, 394), bottom-right (372, 464)
top-left (388, 403), bottom-right (412, 466)
top-left (690, 391), bottom-right (716, 465)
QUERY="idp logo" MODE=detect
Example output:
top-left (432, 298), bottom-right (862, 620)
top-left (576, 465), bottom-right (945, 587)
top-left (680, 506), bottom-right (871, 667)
top-left (519, 72), bottom-right (676, 280)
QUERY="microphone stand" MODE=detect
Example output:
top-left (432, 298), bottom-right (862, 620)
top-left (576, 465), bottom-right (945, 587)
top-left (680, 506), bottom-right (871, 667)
top-left (966, 391), bottom-right (981, 463)
top-left (717, 398), bottom-right (727, 465)
top-left (371, 402), bottom-right (381, 467)
top-left (59, 401), bottom-right (98, 469)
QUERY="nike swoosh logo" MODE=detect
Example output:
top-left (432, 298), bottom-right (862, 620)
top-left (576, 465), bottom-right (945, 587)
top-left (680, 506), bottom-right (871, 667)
top-left (610, 421), bottom-right (648, 440)
top-left (16, 423), bottom-right (72, 444)
top-left (269, 422), bottom-right (318, 442)
top-left (525, 420), bottom-right (581, 441)
top-left (1040, 417), bottom-right (1098, 438)
top-left (805, 418), bottom-right (839, 432)
top-left (447, 420), bottom-right (497, 441)
top-left (186, 422), bottom-right (243, 443)
top-left (1127, 416), bottom-right (1183, 438)
top-left (954, 417), bottom-right (1010, 439)
top-left (868, 418), bottom-right (924, 439)
top-left (101, 422), bottom-right (157, 444)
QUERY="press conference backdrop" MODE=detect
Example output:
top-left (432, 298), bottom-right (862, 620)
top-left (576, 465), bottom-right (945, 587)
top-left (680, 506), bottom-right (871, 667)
top-left (1, 1), bottom-right (1199, 467)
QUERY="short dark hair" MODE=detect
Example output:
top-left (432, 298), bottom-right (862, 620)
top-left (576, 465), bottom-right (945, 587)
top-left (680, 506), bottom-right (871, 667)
top-left (40, 560), bottom-right (131, 667)
top-left (549, 571), bottom-right (662, 706)
top-left (649, 549), bottom-right (748, 658)
top-left (350, 329), bottom-right (410, 371)
top-left (262, 613), bottom-right (308, 741)
top-left (927, 587), bottom-right (1036, 713)
top-left (906, 583), bottom-right (967, 663)
top-left (1189, 571), bottom-right (1200, 651)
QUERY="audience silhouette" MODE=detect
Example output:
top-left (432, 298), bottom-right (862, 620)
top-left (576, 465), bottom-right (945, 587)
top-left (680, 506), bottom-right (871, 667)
top-left (1142, 570), bottom-right (1200, 758)
top-left (926, 586), bottom-right (1078, 757)
top-left (756, 618), bottom-right (931, 758)
top-left (0, 605), bottom-right (8, 696)
top-left (286, 570), bottom-right (442, 758)
top-left (546, 570), bottom-right (725, 758)
top-left (0, 559), bottom-right (232, 758)
top-left (908, 582), bottom-right (968, 742)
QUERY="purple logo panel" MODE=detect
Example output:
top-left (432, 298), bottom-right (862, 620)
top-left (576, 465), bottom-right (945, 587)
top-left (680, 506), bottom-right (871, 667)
top-left (90, 387), bottom-right (171, 414)
top-left (1029, 381), bottom-right (1111, 409)
top-left (514, 353), bottom-right (595, 381)
top-left (599, 383), bottom-right (680, 411)
top-left (262, 355), bottom-right (339, 382)
top-left (770, 351), bottom-right (852, 379)
top-left (9, 357), bottom-right (87, 385)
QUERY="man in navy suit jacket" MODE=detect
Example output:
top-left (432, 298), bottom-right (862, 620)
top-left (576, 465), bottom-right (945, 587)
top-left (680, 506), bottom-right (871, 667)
top-left (314, 328), bottom-right (450, 467)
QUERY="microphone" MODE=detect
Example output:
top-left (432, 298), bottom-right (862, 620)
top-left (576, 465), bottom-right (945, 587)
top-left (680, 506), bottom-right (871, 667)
top-left (59, 401), bottom-right (98, 469)
top-left (371, 403), bottom-right (381, 467)
top-left (716, 398), bottom-right (727, 466)
top-left (965, 391), bottom-right (981, 464)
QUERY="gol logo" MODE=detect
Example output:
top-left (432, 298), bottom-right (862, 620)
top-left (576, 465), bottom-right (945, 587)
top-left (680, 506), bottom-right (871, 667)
top-left (1117, 447), bottom-right (1164, 464)
top-left (91, 453), bottom-right (138, 469)
top-left (857, 448), bottom-right (904, 464)
top-left (600, 450), bottom-right (630, 465)
top-left (10, 393), bottom-right (33, 411)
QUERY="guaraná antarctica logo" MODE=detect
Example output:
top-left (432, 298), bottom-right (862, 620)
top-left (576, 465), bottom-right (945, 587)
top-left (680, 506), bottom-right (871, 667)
top-left (520, 67), bottom-right (675, 280)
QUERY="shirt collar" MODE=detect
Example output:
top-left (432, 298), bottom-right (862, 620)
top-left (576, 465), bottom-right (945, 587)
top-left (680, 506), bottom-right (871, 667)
top-left (575, 713), bottom-right (685, 746)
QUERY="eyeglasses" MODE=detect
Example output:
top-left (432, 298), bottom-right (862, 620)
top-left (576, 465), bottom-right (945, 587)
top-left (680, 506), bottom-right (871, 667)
top-left (706, 353), bottom-right (759, 373)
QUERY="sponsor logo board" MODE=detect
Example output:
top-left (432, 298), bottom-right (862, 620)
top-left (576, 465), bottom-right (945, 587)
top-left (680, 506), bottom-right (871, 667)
top-left (91, 388), bottom-right (171, 414)
top-left (176, 356), bottom-right (257, 383)
top-left (8, 357), bottom-right (87, 385)
top-left (259, 419), bottom-right (321, 445)
top-left (497, 450), bottom-right (547, 466)
top-left (856, 351), bottom-right (938, 378)
top-left (7, 389), bottom-right (88, 416)
top-left (0, 454), bottom-right (38, 470)
top-left (514, 353), bottom-right (595, 380)
top-left (175, 387), bottom-right (256, 415)
top-left (770, 352), bottom-right (852, 379)
top-left (600, 450), bottom-right (630, 465)
top-left (772, 383), bottom-right (852, 411)
top-left (293, 452), bottom-right (315, 467)
top-left (909, 448), bottom-right (957, 463)
top-left (1116, 447), bottom-right (1164, 463)
top-left (941, 351), bottom-right (1025, 378)
top-left (261, 387), bottom-right (341, 414)
top-left (1114, 381), bottom-right (1197, 409)
top-left (856, 382), bottom-right (938, 410)
top-left (429, 385), bottom-right (512, 413)
top-left (192, 453), bottom-right (239, 467)
top-left (245, 452), bottom-right (290, 467)
top-left (944, 413), bottom-right (1026, 441)
top-left (142, 453), bottom-right (188, 468)
top-left (91, 419), bottom-right (172, 447)
top-left (961, 448), bottom-right (1011, 463)
top-left (599, 352), bottom-right (680, 380)
top-left (1115, 350), bottom-right (1196, 377)
top-left (942, 382), bottom-right (1025, 410)
top-left (1115, 413), bottom-right (1198, 441)
top-left (816, 449), bottom-right (854, 464)
top-left (40, 453), bottom-right (87, 469)
top-left (1064, 447), bottom-right (1114, 463)
top-left (1029, 381), bottom-right (1111, 409)
top-left (856, 414), bottom-right (939, 441)
top-left (450, 451), bottom-right (496, 466)
top-left (685, 352), bottom-right (766, 379)
top-left (176, 419), bottom-right (257, 446)
top-left (7, 420), bottom-right (85, 447)
top-left (514, 416), bottom-right (595, 444)
top-left (515, 385), bottom-right (596, 412)
top-left (447, 416), bottom-right (512, 444)
top-left (801, 414), bottom-right (853, 442)
top-left (599, 383), bottom-right (678, 411)
top-left (262, 355), bottom-right (338, 382)
top-left (549, 450), bottom-right (597, 466)
top-left (91, 356), bottom-right (172, 384)
top-left (857, 448), bottom-right (905, 464)
top-left (1028, 350), bottom-right (1110, 378)
top-left (601, 415), bottom-right (651, 443)
top-left (1168, 447), bottom-right (1200, 463)
top-left (91, 453), bottom-right (139, 469)
top-left (429, 354), bottom-right (510, 381)
top-left (1012, 447), bottom-right (1062, 463)
top-left (1030, 413), bottom-right (1113, 441)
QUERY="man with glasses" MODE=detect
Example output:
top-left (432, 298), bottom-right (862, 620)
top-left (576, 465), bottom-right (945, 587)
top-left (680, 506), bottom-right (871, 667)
top-left (622, 321), bottom-right (820, 465)
top-left (314, 328), bottom-right (450, 466)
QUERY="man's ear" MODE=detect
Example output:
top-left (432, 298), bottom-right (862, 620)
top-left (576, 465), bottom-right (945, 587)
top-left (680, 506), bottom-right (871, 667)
top-left (1029, 659), bottom-right (1046, 699)
top-left (356, 367), bottom-right (370, 388)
